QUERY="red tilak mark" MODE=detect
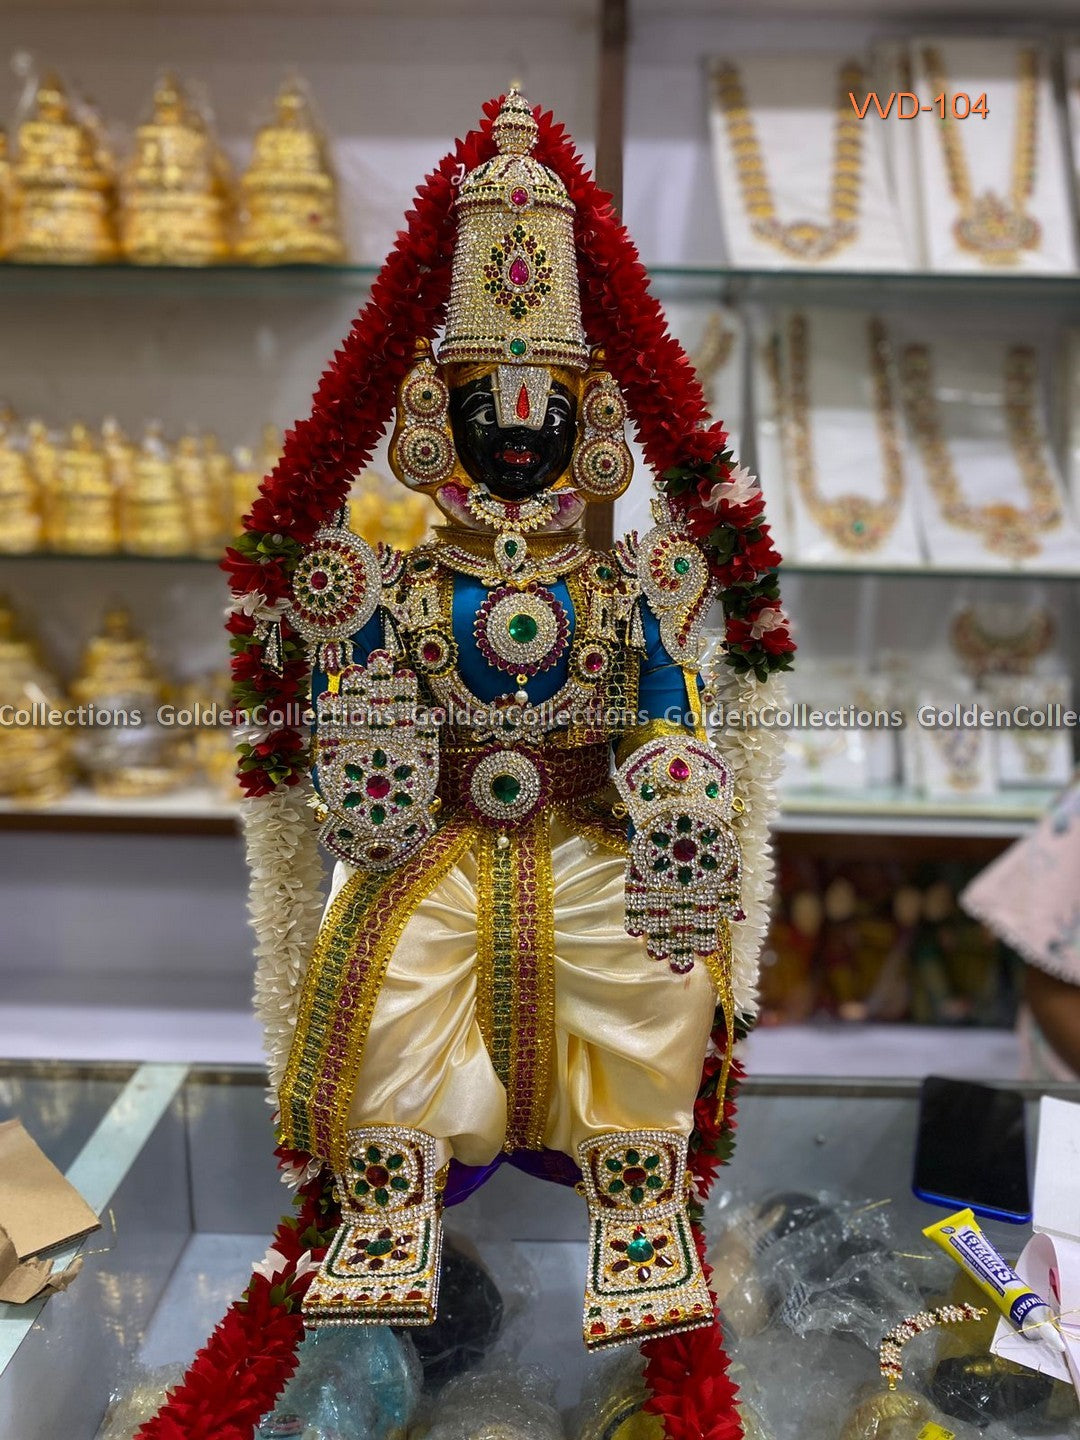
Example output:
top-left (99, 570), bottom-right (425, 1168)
top-left (516, 385), bottom-right (530, 420)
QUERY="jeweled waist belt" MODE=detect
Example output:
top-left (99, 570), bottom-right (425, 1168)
top-left (439, 741), bottom-right (611, 830)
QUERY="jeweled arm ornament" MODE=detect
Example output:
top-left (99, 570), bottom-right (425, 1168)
top-left (614, 736), bottom-right (744, 975)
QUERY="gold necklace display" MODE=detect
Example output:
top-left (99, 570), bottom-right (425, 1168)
top-left (783, 314), bottom-right (906, 552)
top-left (713, 59), bottom-right (863, 262)
top-left (950, 605), bottom-right (1054, 679)
top-left (923, 45), bottom-right (1040, 265)
top-left (901, 344), bottom-right (1062, 561)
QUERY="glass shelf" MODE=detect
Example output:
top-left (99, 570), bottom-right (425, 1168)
top-left (0, 262), bottom-right (379, 298)
top-left (781, 561), bottom-right (1080, 581)
top-left (0, 785), bottom-right (1050, 840)
top-left (5, 554), bottom-right (1080, 582)
top-left (4, 260), bottom-right (1080, 310)
top-left (2, 551), bottom-right (224, 565)
top-left (649, 264), bottom-right (1080, 309)
top-left (778, 787), bottom-right (1048, 838)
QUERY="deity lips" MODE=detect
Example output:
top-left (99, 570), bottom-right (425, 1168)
top-left (497, 446), bottom-right (539, 467)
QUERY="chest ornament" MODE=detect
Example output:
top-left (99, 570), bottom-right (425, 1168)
top-left (474, 584), bottom-right (570, 677)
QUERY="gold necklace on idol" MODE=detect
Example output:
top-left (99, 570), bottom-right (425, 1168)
top-left (923, 45), bottom-right (1040, 265)
top-left (782, 314), bottom-right (906, 553)
top-left (900, 344), bottom-right (1062, 561)
top-left (713, 58), bottom-right (864, 263)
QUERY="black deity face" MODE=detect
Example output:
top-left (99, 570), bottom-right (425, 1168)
top-left (448, 375), bottom-right (576, 501)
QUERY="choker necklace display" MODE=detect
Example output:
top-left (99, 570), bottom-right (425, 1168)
top-left (923, 45), bottom-right (1040, 265)
top-left (714, 58), bottom-right (864, 263)
top-left (901, 343), bottom-right (1062, 561)
top-left (950, 605), bottom-right (1055, 679)
top-left (783, 314), bottom-right (906, 553)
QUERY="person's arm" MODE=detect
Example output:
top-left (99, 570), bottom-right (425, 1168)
top-left (1024, 964), bottom-right (1080, 1076)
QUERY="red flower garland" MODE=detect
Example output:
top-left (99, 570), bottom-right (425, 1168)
top-left (136, 1158), bottom-right (340, 1440)
top-left (224, 93), bottom-right (792, 795)
top-left (166, 92), bottom-right (788, 1437)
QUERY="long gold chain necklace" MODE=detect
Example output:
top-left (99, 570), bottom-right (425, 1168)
top-left (923, 45), bottom-right (1040, 264)
top-left (783, 314), bottom-right (906, 552)
top-left (713, 58), bottom-right (864, 262)
top-left (900, 344), bottom-right (1062, 560)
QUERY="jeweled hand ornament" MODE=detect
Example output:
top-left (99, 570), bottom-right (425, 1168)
top-left (616, 737), bottom-right (744, 974)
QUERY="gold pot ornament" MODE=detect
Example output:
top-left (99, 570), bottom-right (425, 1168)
top-left (7, 72), bottom-right (118, 263)
top-left (237, 77), bottom-right (345, 264)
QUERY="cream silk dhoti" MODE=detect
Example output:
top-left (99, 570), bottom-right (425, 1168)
top-left (326, 818), bottom-right (718, 1170)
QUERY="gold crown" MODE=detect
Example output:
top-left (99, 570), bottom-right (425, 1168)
top-left (438, 90), bottom-right (588, 372)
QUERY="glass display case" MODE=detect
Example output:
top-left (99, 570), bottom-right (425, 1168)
top-left (2, 1063), bottom-right (1079, 1439)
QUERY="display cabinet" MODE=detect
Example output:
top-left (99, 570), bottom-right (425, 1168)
top-left (1, 1062), bottom-right (1078, 1438)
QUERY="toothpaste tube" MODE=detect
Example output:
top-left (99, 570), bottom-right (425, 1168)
top-left (923, 1208), bottom-right (1065, 1351)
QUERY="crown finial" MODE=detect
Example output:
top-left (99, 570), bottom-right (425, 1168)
top-left (493, 88), bottom-right (538, 156)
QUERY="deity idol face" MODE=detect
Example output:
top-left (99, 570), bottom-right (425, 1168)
top-left (449, 374), bottom-right (576, 501)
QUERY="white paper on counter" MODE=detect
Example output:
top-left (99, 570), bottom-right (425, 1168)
top-left (991, 1097), bottom-right (1080, 1392)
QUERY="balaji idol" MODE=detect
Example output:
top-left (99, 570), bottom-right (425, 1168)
top-left (146, 90), bottom-right (791, 1440)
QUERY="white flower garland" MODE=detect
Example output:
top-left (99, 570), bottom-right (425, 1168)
top-left (706, 660), bottom-right (788, 1018)
top-left (242, 780), bottom-right (327, 1089)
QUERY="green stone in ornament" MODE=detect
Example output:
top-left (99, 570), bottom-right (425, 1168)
top-left (491, 773), bottom-right (521, 805)
top-left (852, 519), bottom-right (866, 534)
top-left (504, 540), bottom-right (519, 558)
top-left (509, 338), bottom-right (527, 357)
top-left (640, 782), bottom-right (656, 801)
top-left (372, 749), bottom-right (387, 768)
top-left (366, 1238), bottom-right (394, 1257)
top-left (345, 764), bottom-right (364, 782)
top-left (508, 613), bottom-right (539, 644)
top-left (674, 556), bottom-right (691, 576)
top-left (626, 1236), bottom-right (655, 1262)
top-left (344, 794), bottom-right (362, 809)
top-left (371, 805), bottom-right (387, 825)
top-left (705, 781), bottom-right (720, 799)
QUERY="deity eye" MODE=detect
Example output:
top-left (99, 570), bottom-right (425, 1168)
top-left (546, 394), bottom-right (573, 430)
top-left (463, 396), bottom-right (497, 427)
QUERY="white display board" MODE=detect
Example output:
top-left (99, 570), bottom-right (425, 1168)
top-left (911, 38), bottom-right (1078, 275)
top-left (771, 308), bottom-right (924, 567)
top-left (707, 52), bottom-right (912, 271)
top-left (898, 335), bottom-right (1080, 572)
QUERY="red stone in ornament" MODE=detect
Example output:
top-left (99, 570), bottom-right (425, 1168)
top-left (672, 838), bottom-right (697, 862)
top-left (668, 757), bottom-right (691, 781)
top-left (510, 187), bottom-right (529, 207)
top-left (509, 256), bottom-right (530, 287)
top-left (366, 776), bottom-right (391, 799)
top-left (623, 1167), bottom-right (648, 1185)
top-left (310, 570), bottom-right (328, 591)
top-left (516, 384), bottom-right (530, 420)
top-left (583, 651), bottom-right (604, 673)
top-left (421, 641), bottom-right (441, 663)
top-left (366, 1164), bottom-right (390, 1185)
